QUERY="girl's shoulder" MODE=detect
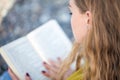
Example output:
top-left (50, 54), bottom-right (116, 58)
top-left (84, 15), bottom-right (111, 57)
top-left (67, 68), bottom-right (84, 80)
top-left (67, 62), bottom-right (88, 80)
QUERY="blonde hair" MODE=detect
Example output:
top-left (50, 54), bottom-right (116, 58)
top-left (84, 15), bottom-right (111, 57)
top-left (58, 0), bottom-right (120, 80)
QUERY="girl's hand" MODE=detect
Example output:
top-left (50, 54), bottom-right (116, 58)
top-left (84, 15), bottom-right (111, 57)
top-left (42, 58), bottom-right (73, 80)
top-left (8, 68), bottom-right (32, 80)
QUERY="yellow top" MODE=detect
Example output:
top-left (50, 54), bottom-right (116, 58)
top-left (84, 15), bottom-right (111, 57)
top-left (67, 68), bottom-right (84, 80)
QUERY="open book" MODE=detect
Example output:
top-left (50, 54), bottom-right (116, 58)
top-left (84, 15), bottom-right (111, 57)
top-left (0, 20), bottom-right (72, 80)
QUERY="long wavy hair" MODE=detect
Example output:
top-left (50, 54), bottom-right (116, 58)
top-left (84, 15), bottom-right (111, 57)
top-left (58, 0), bottom-right (120, 80)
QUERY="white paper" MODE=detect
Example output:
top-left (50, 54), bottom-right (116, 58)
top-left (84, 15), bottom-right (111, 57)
top-left (1, 20), bottom-right (72, 80)
top-left (27, 20), bottom-right (72, 62)
top-left (1, 37), bottom-right (49, 80)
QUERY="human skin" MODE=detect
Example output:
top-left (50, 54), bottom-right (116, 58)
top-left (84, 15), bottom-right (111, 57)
top-left (8, 0), bottom-right (92, 79)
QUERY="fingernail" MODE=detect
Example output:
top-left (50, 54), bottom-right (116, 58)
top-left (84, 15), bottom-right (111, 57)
top-left (42, 71), bottom-right (46, 73)
top-left (58, 57), bottom-right (60, 60)
top-left (7, 67), bottom-right (9, 70)
top-left (43, 62), bottom-right (46, 64)
top-left (26, 73), bottom-right (30, 77)
top-left (8, 68), bottom-right (10, 71)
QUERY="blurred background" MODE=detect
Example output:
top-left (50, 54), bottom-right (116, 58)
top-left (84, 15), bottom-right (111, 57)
top-left (0, 0), bottom-right (73, 75)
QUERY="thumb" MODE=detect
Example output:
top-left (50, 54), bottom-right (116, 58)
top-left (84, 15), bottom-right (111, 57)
top-left (25, 73), bottom-right (32, 80)
top-left (8, 68), bottom-right (19, 80)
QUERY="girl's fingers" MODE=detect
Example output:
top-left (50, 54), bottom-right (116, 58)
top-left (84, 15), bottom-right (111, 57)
top-left (25, 73), bottom-right (32, 80)
top-left (44, 57), bottom-right (62, 70)
top-left (41, 71), bottom-right (50, 77)
top-left (8, 68), bottom-right (32, 80)
top-left (43, 62), bottom-right (50, 70)
top-left (49, 60), bottom-right (60, 68)
top-left (8, 68), bottom-right (19, 80)
top-left (57, 57), bottom-right (62, 64)
top-left (43, 62), bottom-right (59, 73)
top-left (41, 70), bottom-right (57, 79)
top-left (42, 58), bottom-right (63, 79)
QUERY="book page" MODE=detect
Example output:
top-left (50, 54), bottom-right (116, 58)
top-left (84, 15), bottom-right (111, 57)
top-left (27, 20), bottom-right (72, 64)
top-left (0, 37), bottom-right (49, 80)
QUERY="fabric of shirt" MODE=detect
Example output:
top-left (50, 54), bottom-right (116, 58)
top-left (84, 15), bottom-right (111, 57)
top-left (0, 71), bottom-right (12, 80)
top-left (67, 68), bottom-right (83, 80)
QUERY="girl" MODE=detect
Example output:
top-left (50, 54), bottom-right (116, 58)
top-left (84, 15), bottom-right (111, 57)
top-left (9, 0), bottom-right (120, 80)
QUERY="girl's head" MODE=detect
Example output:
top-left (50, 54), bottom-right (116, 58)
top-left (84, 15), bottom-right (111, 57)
top-left (59, 0), bottom-right (120, 80)
top-left (69, 0), bottom-right (92, 43)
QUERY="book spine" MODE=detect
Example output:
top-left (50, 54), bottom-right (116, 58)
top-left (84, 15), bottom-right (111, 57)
top-left (0, 48), bottom-right (23, 80)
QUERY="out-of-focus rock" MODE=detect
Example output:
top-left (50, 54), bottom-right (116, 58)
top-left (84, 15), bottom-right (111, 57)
top-left (0, 0), bottom-right (15, 24)
top-left (0, 0), bottom-right (15, 75)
